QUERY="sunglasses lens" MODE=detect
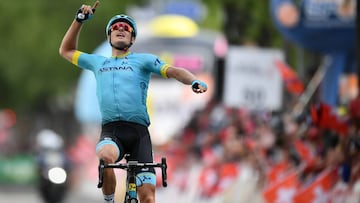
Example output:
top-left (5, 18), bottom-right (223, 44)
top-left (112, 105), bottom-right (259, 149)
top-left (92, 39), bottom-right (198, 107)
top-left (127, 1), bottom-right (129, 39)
top-left (111, 24), bottom-right (119, 31)
top-left (111, 23), bottom-right (132, 33)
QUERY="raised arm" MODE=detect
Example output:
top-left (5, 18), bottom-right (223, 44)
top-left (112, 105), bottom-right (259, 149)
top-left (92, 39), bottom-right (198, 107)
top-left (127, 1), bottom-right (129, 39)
top-left (59, 20), bottom-right (83, 62)
top-left (59, 2), bottom-right (99, 62)
top-left (166, 66), bottom-right (208, 94)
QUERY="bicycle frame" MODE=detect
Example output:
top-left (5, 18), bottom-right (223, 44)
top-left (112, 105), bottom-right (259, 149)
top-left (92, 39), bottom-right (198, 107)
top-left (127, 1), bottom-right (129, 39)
top-left (97, 157), bottom-right (168, 203)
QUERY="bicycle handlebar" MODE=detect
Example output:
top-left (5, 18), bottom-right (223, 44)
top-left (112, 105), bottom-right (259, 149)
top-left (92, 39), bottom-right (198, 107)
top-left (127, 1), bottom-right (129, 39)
top-left (97, 157), bottom-right (168, 188)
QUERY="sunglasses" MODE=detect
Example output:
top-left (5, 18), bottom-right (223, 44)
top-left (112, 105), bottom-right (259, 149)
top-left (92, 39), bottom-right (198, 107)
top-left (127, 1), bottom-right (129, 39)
top-left (110, 22), bottom-right (133, 33)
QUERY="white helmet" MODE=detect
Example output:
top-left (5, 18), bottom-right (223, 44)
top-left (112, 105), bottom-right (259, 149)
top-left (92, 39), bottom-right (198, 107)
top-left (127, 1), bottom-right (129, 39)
top-left (36, 129), bottom-right (64, 150)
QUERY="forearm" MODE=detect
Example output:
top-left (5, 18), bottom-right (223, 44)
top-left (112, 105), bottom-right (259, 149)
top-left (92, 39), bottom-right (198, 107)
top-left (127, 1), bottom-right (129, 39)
top-left (59, 20), bottom-right (83, 61)
top-left (166, 66), bottom-right (196, 85)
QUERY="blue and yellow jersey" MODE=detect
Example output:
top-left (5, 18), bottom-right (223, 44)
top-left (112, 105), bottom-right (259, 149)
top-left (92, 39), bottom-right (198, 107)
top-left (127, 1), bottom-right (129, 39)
top-left (72, 51), bottom-right (170, 126)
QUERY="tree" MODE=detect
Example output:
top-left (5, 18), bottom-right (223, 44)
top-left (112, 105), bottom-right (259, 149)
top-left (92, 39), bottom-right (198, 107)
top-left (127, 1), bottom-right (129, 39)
top-left (201, 0), bottom-right (282, 46)
top-left (0, 0), bottom-right (284, 112)
top-left (0, 0), bottom-right (144, 111)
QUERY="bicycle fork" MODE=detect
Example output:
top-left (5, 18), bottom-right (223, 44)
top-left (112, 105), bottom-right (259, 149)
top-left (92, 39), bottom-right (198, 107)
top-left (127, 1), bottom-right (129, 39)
top-left (125, 173), bottom-right (138, 203)
top-left (125, 162), bottom-right (139, 203)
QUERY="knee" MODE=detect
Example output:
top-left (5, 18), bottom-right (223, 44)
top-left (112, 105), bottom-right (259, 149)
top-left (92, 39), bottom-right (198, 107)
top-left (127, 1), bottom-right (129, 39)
top-left (96, 145), bottom-right (118, 164)
top-left (139, 193), bottom-right (155, 203)
top-left (141, 195), bottom-right (155, 203)
top-left (138, 184), bottom-right (155, 203)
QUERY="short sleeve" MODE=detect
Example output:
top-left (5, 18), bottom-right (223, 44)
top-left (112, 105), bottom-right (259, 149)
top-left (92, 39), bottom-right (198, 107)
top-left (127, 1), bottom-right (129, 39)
top-left (71, 51), bottom-right (103, 71)
top-left (142, 54), bottom-right (170, 78)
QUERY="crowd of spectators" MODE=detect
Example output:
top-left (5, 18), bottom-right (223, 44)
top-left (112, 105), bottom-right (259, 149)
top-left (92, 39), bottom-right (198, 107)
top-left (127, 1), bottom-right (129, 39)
top-left (159, 96), bottom-right (360, 202)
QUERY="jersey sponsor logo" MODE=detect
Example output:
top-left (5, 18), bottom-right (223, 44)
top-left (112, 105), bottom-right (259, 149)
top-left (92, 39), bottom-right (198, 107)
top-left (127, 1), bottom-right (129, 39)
top-left (99, 66), bottom-right (133, 73)
top-left (102, 59), bottom-right (111, 66)
top-left (154, 58), bottom-right (161, 66)
top-left (122, 57), bottom-right (129, 65)
top-left (141, 175), bottom-right (152, 182)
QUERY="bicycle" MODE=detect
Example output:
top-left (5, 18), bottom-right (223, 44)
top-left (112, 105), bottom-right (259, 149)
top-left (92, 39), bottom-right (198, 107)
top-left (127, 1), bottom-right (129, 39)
top-left (97, 155), bottom-right (168, 203)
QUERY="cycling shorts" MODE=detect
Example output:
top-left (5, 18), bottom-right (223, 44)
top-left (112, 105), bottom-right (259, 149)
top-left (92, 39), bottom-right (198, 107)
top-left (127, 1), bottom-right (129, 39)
top-left (96, 120), bottom-right (156, 185)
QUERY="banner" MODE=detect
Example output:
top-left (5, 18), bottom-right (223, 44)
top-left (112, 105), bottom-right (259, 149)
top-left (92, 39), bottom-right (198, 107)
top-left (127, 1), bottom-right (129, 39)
top-left (0, 155), bottom-right (37, 184)
top-left (223, 47), bottom-right (284, 111)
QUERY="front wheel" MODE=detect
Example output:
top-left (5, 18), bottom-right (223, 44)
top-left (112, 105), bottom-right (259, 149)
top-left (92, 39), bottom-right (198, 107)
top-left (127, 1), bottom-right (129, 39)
top-left (124, 195), bottom-right (138, 203)
top-left (130, 198), bottom-right (138, 203)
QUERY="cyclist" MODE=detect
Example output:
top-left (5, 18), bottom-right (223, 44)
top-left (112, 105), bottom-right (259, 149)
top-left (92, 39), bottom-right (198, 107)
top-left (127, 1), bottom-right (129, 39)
top-left (59, 2), bottom-right (207, 203)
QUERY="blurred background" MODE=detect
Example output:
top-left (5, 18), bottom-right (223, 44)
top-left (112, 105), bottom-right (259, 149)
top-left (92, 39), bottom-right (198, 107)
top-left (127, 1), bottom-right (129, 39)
top-left (0, 0), bottom-right (358, 202)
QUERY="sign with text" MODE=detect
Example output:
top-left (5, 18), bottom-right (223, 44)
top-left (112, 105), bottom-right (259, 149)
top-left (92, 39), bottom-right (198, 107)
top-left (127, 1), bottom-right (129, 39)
top-left (223, 47), bottom-right (284, 111)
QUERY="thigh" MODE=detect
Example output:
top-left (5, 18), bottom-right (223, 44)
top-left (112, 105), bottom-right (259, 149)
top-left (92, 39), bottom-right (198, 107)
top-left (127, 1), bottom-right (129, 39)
top-left (126, 126), bottom-right (156, 178)
top-left (128, 126), bottom-right (153, 164)
top-left (98, 122), bottom-right (127, 162)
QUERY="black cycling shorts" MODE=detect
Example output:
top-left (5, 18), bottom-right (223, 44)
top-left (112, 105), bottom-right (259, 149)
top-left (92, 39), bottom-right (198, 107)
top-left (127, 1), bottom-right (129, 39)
top-left (97, 120), bottom-right (155, 175)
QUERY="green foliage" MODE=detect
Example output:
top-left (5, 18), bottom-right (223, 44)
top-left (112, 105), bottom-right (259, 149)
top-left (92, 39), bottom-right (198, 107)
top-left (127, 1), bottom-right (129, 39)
top-left (0, 0), bottom-right (140, 111)
top-left (0, 0), bottom-right (284, 112)
top-left (201, 0), bottom-right (282, 46)
top-left (198, 0), bottom-right (222, 30)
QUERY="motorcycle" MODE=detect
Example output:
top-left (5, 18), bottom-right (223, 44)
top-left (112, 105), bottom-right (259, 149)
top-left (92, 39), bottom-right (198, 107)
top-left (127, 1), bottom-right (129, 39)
top-left (35, 129), bottom-right (71, 203)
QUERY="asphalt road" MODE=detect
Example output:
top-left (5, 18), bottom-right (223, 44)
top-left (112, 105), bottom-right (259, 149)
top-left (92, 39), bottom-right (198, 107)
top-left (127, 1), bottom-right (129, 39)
top-left (0, 185), bottom-right (101, 203)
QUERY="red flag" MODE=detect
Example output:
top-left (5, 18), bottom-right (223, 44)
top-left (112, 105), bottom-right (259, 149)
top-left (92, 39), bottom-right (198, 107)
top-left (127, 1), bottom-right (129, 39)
top-left (310, 105), bottom-right (320, 125)
top-left (335, 120), bottom-right (348, 136)
top-left (215, 163), bottom-right (239, 194)
top-left (199, 166), bottom-right (218, 197)
top-left (349, 97), bottom-right (360, 119)
top-left (263, 170), bottom-right (300, 203)
top-left (267, 161), bottom-right (290, 184)
top-left (328, 114), bottom-right (338, 131)
top-left (274, 60), bottom-right (304, 95)
top-left (311, 102), bottom-right (343, 132)
top-left (294, 168), bottom-right (338, 203)
top-left (318, 103), bottom-right (332, 129)
top-left (293, 140), bottom-right (315, 167)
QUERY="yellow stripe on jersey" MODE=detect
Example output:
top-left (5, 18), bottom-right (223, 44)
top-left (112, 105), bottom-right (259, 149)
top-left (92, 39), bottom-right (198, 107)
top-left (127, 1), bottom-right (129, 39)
top-left (160, 64), bottom-right (170, 78)
top-left (71, 50), bottom-right (82, 66)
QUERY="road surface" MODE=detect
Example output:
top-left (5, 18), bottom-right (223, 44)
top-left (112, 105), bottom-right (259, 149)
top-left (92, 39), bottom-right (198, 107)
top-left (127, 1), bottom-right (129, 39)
top-left (0, 185), bottom-right (101, 203)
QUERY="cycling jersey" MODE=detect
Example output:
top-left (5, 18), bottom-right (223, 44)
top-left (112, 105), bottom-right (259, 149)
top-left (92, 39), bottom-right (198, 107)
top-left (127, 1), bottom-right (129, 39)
top-left (71, 51), bottom-right (170, 126)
